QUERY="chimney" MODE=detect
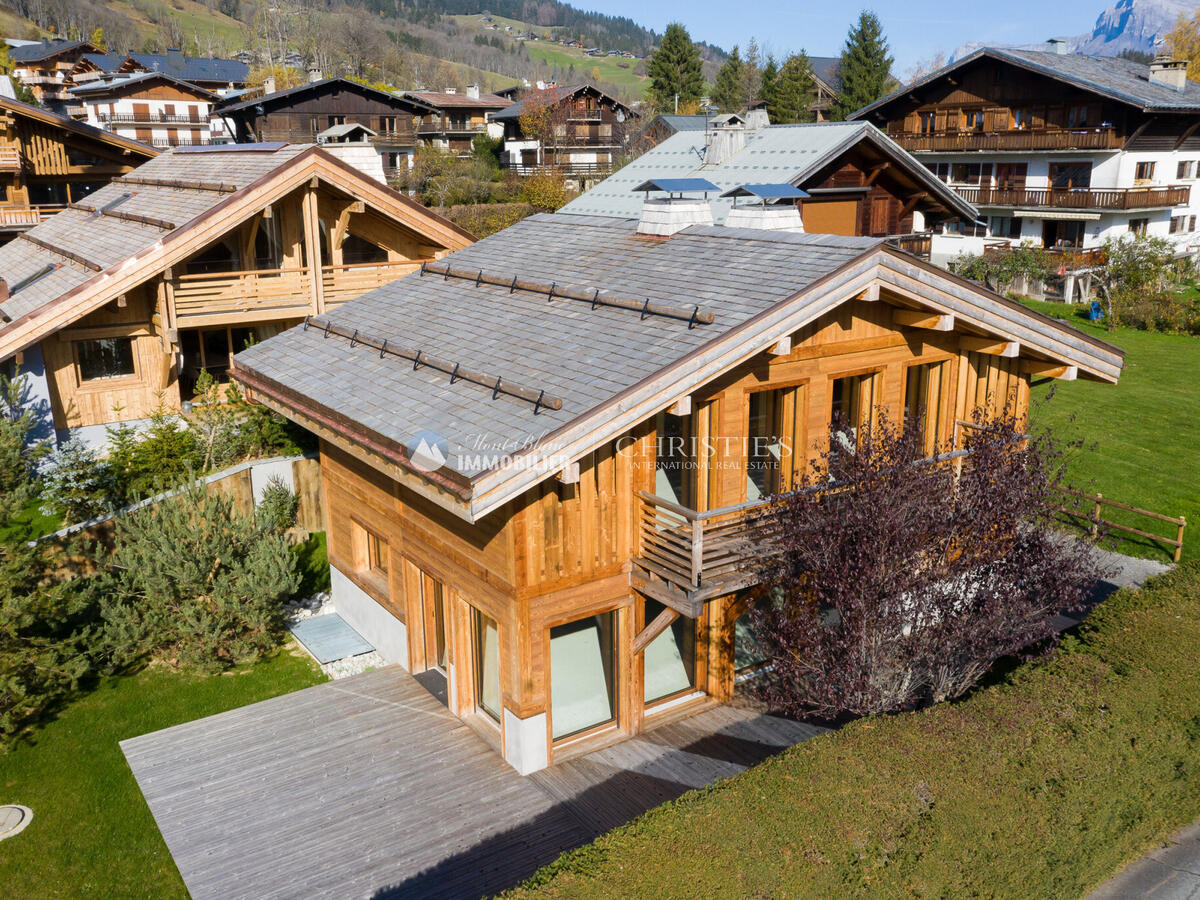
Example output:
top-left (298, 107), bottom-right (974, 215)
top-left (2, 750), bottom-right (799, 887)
top-left (1046, 38), bottom-right (1069, 55)
top-left (263, 75), bottom-right (276, 95)
top-left (166, 47), bottom-right (184, 74)
top-left (720, 184), bottom-right (808, 233)
top-left (467, 83), bottom-right (480, 100)
top-left (1150, 56), bottom-right (1188, 92)
top-left (307, 66), bottom-right (321, 83)
top-left (633, 179), bottom-right (718, 237)
top-left (703, 126), bottom-right (747, 167)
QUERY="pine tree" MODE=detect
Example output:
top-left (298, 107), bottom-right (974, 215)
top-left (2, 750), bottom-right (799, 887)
top-left (647, 22), bottom-right (704, 111)
top-left (711, 45), bottom-right (745, 114)
top-left (741, 36), bottom-right (763, 108)
top-left (773, 52), bottom-right (817, 124)
top-left (832, 11), bottom-right (895, 121)
top-left (760, 55), bottom-right (779, 121)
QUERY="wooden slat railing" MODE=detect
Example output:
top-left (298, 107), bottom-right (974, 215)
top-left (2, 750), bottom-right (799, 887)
top-left (0, 206), bottom-right (40, 227)
top-left (321, 259), bottom-right (430, 308)
top-left (892, 129), bottom-right (1121, 152)
top-left (172, 267), bottom-right (313, 324)
top-left (956, 185), bottom-right (1191, 211)
top-left (0, 146), bottom-right (21, 170)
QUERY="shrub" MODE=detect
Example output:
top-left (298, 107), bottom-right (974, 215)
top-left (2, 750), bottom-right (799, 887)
top-left (948, 240), bottom-right (1052, 294)
top-left (751, 409), bottom-right (1102, 718)
top-left (40, 437), bottom-right (116, 523)
top-left (520, 171), bottom-right (571, 211)
top-left (256, 474), bottom-right (299, 533)
top-left (97, 483), bottom-right (297, 672)
top-left (444, 202), bottom-right (539, 238)
top-left (106, 406), bottom-right (203, 505)
top-left (1097, 233), bottom-right (1200, 332)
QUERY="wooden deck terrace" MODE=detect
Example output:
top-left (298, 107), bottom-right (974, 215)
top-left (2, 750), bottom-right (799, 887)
top-left (121, 664), bottom-right (823, 899)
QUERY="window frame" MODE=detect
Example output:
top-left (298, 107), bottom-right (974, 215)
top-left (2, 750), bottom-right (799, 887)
top-left (74, 335), bottom-right (138, 385)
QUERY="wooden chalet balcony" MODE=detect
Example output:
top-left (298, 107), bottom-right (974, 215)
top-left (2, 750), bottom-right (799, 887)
top-left (101, 113), bottom-right (206, 125)
top-left (892, 128), bottom-right (1122, 152)
top-left (172, 267), bottom-right (314, 327)
top-left (0, 146), bottom-right (21, 171)
top-left (0, 203), bottom-right (64, 230)
top-left (417, 121), bottom-right (486, 135)
top-left (321, 259), bottom-right (431, 308)
top-left (956, 185), bottom-right (1190, 211)
top-left (633, 490), bottom-right (771, 617)
top-left (569, 108), bottom-right (603, 121)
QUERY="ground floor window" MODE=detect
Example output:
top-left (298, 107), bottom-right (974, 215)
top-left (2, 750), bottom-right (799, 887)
top-left (549, 612), bottom-right (617, 740)
top-left (643, 600), bottom-right (696, 704)
top-left (1042, 219), bottom-right (1084, 249)
top-left (903, 361), bottom-right (947, 455)
top-left (830, 371), bottom-right (877, 459)
top-left (1129, 217), bottom-right (1149, 235)
top-left (181, 325), bottom-right (267, 397)
top-left (734, 608), bottom-right (768, 673)
top-left (474, 609), bottom-right (501, 722)
top-left (76, 337), bottom-right (136, 382)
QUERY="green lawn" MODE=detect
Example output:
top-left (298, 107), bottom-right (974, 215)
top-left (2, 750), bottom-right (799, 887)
top-left (1016, 300), bottom-right (1200, 561)
top-left (0, 651), bottom-right (325, 898)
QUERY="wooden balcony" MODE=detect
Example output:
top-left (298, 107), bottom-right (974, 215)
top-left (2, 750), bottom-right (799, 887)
top-left (633, 490), bottom-right (771, 617)
top-left (885, 232), bottom-right (933, 259)
top-left (321, 259), bottom-right (431, 308)
top-left (101, 113), bottom-right (206, 125)
top-left (0, 203), bottom-right (64, 230)
top-left (0, 146), bottom-right (21, 171)
top-left (956, 185), bottom-right (1191, 211)
top-left (892, 128), bottom-right (1122, 152)
top-left (171, 267), bottom-right (313, 327)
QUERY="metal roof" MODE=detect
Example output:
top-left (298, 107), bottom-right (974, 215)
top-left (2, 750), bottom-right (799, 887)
top-left (561, 121), bottom-right (977, 224)
top-left (69, 72), bottom-right (219, 99)
top-left (721, 184), bottom-right (810, 199)
top-left (632, 178), bottom-right (721, 193)
top-left (852, 48), bottom-right (1200, 120)
top-left (10, 39), bottom-right (94, 62)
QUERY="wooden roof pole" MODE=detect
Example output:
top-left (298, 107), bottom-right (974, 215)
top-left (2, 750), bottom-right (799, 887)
top-left (301, 182), bottom-right (325, 315)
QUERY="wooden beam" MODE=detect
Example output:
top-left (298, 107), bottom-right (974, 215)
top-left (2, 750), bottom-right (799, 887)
top-left (961, 335), bottom-right (1020, 357)
top-left (1125, 116), bottom-right (1155, 149)
top-left (301, 188), bottom-right (325, 314)
top-left (669, 395), bottom-right (691, 416)
top-left (860, 282), bottom-right (880, 302)
top-left (557, 461), bottom-right (580, 484)
top-left (864, 161), bottom-right (890, 186)
top-left (768, 335), bottom-right (792, 356)
top-left (632, 605), bottom-right (681, 655)
top-left (898, 191), bottom-right (928, 219)
top-left (892, 307), bottom-right (954, 331)
top-left (1021, 359), bottom-right (1077, 380)
top-left (1176, 120), bottom-right (1200, 150)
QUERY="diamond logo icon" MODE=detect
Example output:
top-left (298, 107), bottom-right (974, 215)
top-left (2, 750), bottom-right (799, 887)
top-left (407, 430), bottom-right (449, 473)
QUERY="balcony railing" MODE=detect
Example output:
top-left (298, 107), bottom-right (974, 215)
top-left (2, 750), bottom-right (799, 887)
top-left (0, 203), bottom-right (65, 230)
top-left (983, 241), bottom-right (1107, 269)
top-left (321, 259), bottom-right (432, 308)
top-left (502, 161), bottom-right (613, 175)
top-left (418, 121), bottom-right (486, 135)
top-left (956, 185), bottom-right (1191, 210)
top-left (172, 267), bottom-right (313, 326)
top-left (892, 128), bottom-right (1122, 152)
top-left (152, 138), bottom-right (211, 148)
top-left (100, 113), bottom-right (206, 125)
top-left (569, 108), bottom-right (603, 121)
top-left (0, 147), bottom-right (20, 171)
top-left (885, 231), bottom-right (933, 259)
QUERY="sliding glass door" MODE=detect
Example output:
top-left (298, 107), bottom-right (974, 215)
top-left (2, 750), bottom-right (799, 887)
top-left (549, 612), bottom-right (617, 741)
top-left (643, 599), bottom-right (696, 704)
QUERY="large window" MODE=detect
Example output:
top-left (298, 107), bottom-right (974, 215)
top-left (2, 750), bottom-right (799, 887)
top-left (830, 372), bottom-right (877, 458)
top-left (655, 411), bottom-right (693, 507)
top-left (474, 609), bottom-right (501, 722)
top-left (747, 384), bottom-right (806, 501)
top-left (643, 599), bottom-right (696, 704)
top-left (903, 361), bottom-right (947, 455)
top-left (549, 612), bottom-right (617, 740)
top-left (77, 337), bottom-right (135, 382)
top-left (1048, 162), bottom-right (1092, 190)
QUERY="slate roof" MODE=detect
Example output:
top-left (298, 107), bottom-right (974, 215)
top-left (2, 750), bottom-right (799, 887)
top-left (560, 121), bottom-right (977, 223)
top-left (490, 84), bottom-right (631, 121)
top-left (0, 144), bottom-right (308, 325)
top-left (217, 78), bottom-right (426, 115)
top-left (11, 39), bottom-right (95, 62)
top-left (809, 56), bottom-right (842, 91)
top-left (654, 114), bottom-right (710, 133)
top-left (70, 72), bottom-right (219, 100)
top-left (233, 213), bottom-right (885, 482)
top-left (404, 90), bottom-right (512, 110)
top-left (853, 48), bottom-right (1200, 120)
top-left (125, 52), bottom-right (248, 85)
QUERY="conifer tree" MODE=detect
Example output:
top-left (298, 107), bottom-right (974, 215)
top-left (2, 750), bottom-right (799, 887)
top-left (711, 45), bottom-right (745, 114)
top-left (832, 10), bottom-right (895, 120)
top-left (760, 54), bottom-right (779, 121)
top-left (773, 52), bottom-right (817, 124)
top-left (647, 22), bottom-right (704, 111)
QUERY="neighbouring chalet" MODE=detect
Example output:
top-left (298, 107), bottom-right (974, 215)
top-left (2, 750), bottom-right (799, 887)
top-left (490, 83), bottom-right (636, 174)
top-left (230, 195), bottom-right (1122, 774)
top-left (808, 56), bottom-right (842, 122)
top-left (0, 142), bottom-right (472, 445)
top-left (9, 38), bottom-right (99, 110)
top-left (0, 96), bottom-right (157, 239)
top-left (562, 121), bottom-right (979, 254)
top-left (628, 112), bottom-right (745, 157)
top-left (215, 79), bottom-right (433, 179)
top-left (850, 44), bottom-right (1200, 265)
top-left (72, 72), bottom-right (220, 148)
top-left (68, 49), bottom-right (249, 96)
top-left (403, 87), bottom-right (512, 155)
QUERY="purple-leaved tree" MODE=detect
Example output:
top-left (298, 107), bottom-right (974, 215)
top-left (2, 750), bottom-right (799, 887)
top-left (749, 408), bottom-right (1104, 719)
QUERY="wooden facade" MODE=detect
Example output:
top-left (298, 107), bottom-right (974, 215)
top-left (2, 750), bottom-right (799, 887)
top-left (495, 85), bottom-right (636, 173)
top-left (0, 97), bottom-right (157, 239)
top-left (244, 255), bottom-right (1113, 770)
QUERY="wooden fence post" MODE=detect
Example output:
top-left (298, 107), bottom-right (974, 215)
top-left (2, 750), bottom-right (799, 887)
top-left (1091, 492), bottom-right (1102, 538)
top-left (1176, 516), bottom-right (1187, 564)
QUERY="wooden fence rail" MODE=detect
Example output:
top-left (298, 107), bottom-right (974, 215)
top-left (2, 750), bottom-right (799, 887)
top-left (1057, 486), bottom-right (1186, 562)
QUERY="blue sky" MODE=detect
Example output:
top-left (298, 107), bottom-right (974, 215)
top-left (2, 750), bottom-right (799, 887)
top-left (594, 0), bottom-right (1108, 76)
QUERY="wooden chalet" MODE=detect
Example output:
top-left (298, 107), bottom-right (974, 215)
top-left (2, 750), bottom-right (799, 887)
top-left (490, 84), bottom-right (637, 174)
top-left (9, 38), bottom-right (100, 110)
top-left (403, 88), bottom-right (512, 155)
top-left (71, 72), bottom-right (220, 148)
top-left (0, 96), bottom-right (158, 239)
top-left (808, 56), bottom-right (842, 122)
top-left (215, 79), bottom-right (433, 180)
top-left (0, 142), bottom-right (472, 444)
top-left (231, 201), bottom-right (1122, 774)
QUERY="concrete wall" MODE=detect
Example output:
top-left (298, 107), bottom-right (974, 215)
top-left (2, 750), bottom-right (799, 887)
top-left (330, 565), bottom-right (409, 669)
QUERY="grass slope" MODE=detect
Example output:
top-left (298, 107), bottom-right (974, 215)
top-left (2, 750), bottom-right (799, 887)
top-left (511, 563), bottom-right (1200, 898)
top-left (0, 651), bottom-right (325, 898)
top-left (1018, 300), bottom-right (1200, 561)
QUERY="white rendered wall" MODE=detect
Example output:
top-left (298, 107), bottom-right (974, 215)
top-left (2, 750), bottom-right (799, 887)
top-left (330, 566), bottom-right (409, 668)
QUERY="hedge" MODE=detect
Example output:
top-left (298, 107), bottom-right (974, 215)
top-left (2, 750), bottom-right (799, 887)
top-left (510, 563), bottom-right (1200, 898)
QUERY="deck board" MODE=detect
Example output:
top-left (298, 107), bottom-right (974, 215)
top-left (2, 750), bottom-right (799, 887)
top-left (121, 665), bottom-right (826, 899)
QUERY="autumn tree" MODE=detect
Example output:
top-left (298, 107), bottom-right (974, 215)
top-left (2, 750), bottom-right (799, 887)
top-left (1167, 10), bottom-right (1200, 81)
top-left (832, 10), bottom-right (895, 120)
top-left (647, 22), bottom-right (704, 111)
top-left (748, 409), bottom-right (1103, 719)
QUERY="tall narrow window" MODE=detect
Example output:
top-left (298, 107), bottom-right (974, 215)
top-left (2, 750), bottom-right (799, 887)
top-left (830, 372), bottom-right (877, 459)
top-left (367, 529), bottom-right (388, 575)
top-left (655, 411), bottom-right (693, 507)
top-left (747, 384), bottom-right (806, 501)
top-left (77, 337), bottom-right (136, 382)
top-left (904, 361), bottom-right (946, 456)
top-left (643, 599), bottom-right (696, 704)
top-left (474, 609), bottom-right (501, 722)
top-left (550, 612), bottom-right (616, 740)
top-left (424, 575), bottom-right (447, 671)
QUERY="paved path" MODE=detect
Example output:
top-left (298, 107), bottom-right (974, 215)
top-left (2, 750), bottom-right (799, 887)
top-left (1088, 820), bottom-right (1200, 899)
top-left (121, 666), bottom-right (824, 900)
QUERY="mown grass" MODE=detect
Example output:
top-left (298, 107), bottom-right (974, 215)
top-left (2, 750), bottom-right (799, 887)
top-left (0, 651), bottom-right (325, 898)
top-left (510, 562), bottom-right (1200, 898)
top-left (1016, 299), bottom-right (1200, 561)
